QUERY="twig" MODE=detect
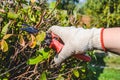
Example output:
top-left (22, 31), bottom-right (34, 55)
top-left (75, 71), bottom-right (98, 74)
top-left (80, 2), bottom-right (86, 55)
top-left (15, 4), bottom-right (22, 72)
top-left (32, 6), bottom-right (41, 10)
top-left (35, 11), bottom-right (47, 28)
top-left (17, 77), bottom-right (32, 80)
top-left (33, 64), bottom-right (38, 73)
top-left (12, 43), bottom-right (29, 60)
top-left (35, 74), bottom-right (40, 80)
top-left (28, 72), bottom-right (38, 79)
top-left (48, 66), bottom-right (82, 80)
top-left (0, 61), bottom-right (26, 76)
top-left (13, 71), bottom-right (33, 80)
top-left (46, 0), bottom-right (60, 18)
top-left (35, 0), bottom-right (60, 29)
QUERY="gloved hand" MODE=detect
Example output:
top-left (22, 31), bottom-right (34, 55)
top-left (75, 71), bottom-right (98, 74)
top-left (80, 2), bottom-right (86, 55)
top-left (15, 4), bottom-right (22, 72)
top-left (48, 26), bottom-right (103, 65)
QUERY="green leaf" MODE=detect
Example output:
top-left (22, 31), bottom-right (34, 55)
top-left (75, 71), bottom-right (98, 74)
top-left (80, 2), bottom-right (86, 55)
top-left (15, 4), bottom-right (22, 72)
top-left (22, 6), bottom-right (31, 13)
top-left (7, 12), bottom-right (18, 19)
top-left (1, 21), bottom-right (11, 35)
top-left (37, 48), bottom-right (50, 59)
top-left (3, 78), bottom-right (8, 80)
top-left (40, 71), bottom-right (47, 80)
top-left (81, 68), bottom-right (86, 72)
top-left (73, 69), bottom-right (79, 78)
top-left (27, 55), bottom-right (43, 65)
top-left (56, 75), bottom-right (65, 80)
top-left (49, 2), bottom-right (56, 9)
top-left (30, 15), bottom-right (36, 22)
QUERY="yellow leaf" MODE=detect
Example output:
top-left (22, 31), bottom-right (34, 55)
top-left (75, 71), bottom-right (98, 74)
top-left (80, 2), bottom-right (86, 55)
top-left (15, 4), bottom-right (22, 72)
top-left (35, 34), bottom-right (41, 44)
top-left (29, 41), bottom-right (36, 48)
top-left (28, 34), bottom-right (36, 48)
top-left (31, 0), bottom-right (35, 3)
top-left (1, 40), bottom-right (8, 52)
top-left (0, 41), bottom-right (1, 50)
top-left (19, 35), bottom-right (25, 47)
top-left (3, 34), bottom-right (13, 40)
top-left (36, 31), bottom-right (46, 45)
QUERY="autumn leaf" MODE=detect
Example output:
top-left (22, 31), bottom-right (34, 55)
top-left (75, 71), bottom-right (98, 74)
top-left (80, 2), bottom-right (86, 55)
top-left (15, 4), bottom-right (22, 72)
top-left (19, 35), bottom-right (25, 47)
top-left (29, 34), bottom-right (36, 48)
top-left (1, 40), bottom-right (8, 52)
top-left (0, 41), bottom-right (1, 50)
top-left (3, 34), bottom-right (13, 40)
top-left (30, 34), bottom-right (35, 41)
top-left (35, 34), bottom-right (41, 45)
top-left (29, 41), bottom-right (36, 48)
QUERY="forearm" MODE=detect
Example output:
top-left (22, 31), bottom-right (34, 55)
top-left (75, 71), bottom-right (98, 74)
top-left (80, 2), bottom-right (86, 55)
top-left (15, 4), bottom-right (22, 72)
top-left (103, 28), bottom-right (120, 54)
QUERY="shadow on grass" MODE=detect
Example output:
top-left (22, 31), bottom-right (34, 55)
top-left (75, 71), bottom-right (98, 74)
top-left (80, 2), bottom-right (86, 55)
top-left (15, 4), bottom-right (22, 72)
top-left (88, 52), bottom-right (108, 80)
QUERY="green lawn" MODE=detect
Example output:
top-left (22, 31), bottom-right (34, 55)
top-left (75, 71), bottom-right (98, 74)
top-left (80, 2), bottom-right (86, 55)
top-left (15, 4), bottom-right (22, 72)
top-left (98, 54), bottom-right (120, 80)
top-left (98, 68), bottom-right (120, 80)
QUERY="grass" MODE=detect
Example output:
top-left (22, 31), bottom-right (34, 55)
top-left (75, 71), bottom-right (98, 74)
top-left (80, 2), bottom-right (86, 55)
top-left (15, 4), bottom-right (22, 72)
top-left (98, 68), bottom-right (120, 80)
top-left (98, 54), bottom-right (120, 80)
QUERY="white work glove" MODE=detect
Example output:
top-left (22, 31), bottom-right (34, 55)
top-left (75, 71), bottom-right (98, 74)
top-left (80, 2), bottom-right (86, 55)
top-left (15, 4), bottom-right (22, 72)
top-left (48, 26), bottom-right (103, 65)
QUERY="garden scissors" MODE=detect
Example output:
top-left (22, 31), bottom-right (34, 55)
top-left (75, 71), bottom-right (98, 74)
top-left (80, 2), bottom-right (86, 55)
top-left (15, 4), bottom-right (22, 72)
top-left (44, 32), bottom-right (91, 62)
top-left (21, 24), bottom-right (39, 34)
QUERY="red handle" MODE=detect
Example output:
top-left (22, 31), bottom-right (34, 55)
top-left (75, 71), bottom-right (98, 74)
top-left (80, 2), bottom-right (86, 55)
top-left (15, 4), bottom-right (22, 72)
top-left (49, 32), bottom-right (91, 62)
top-left (49, 39), bottom-right (64, 53)
top-left (73, 54), bottom-right (91, 62)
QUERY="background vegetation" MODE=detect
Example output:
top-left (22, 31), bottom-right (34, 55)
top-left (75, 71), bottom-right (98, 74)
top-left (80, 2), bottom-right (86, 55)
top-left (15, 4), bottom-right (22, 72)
top-left (0, 0), bottom-right (120, 80)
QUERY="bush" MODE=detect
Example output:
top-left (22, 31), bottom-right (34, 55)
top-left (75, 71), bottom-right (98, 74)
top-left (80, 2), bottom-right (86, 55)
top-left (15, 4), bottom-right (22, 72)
top-left (0, 0), bottom-right (119, 80)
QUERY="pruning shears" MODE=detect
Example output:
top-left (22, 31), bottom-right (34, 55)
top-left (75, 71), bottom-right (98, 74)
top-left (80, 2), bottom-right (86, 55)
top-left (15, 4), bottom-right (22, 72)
top-left (21, 24), bottom-right (39, 34)
top-left (44, 32), bottom-right (91, 62)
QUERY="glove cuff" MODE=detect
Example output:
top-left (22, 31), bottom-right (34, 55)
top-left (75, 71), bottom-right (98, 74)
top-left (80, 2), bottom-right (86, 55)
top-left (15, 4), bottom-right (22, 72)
top-left (100, 28), bottom-right (106, 51)
top-left (91, 28), bottom-right (105, 50)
